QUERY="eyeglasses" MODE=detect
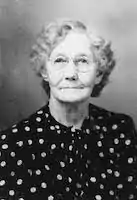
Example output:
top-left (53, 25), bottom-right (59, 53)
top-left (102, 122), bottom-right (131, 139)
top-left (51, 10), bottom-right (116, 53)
top-left (49, 55), bottom-right (96, 72)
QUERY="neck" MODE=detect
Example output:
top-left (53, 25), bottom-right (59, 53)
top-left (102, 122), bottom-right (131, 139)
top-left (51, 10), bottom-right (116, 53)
top-left (49, 96), bottom-right (90, 129)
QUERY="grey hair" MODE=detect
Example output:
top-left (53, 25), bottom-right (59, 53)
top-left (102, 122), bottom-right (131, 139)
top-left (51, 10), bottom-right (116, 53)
top-left (30, 19), bottom-right (116, 97)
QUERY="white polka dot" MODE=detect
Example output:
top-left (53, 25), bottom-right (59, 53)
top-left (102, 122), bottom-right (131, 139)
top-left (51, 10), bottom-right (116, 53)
top-left (17, 160), bottom-right (23, 166)
top-left (37, 128), bottom-right (43, 132)
top-left (24, 120), bottom-right (29, 124)
top-left (99, 152), bottom-right (104, 157)
top-left (51, 144), bottom-right (56, 150)
top-left (30, 187), bottom-right (36, 193)
top-left (57, 130), bottom-right (61, 134)
top-left (128, 157), bottom-right (134, 164)
top-left (48, 195), bottom-right (54, 200)
top-left (18, 198), bottom-right (24, 200)
top-left (69, 158), bottom-right (73, 163)
top-left (120, 133), bottom-right (125, 138)
top-left (109, 148), bottom-right (114, 153)
top-left (86, 129), bottom-right (90, 134)
top-left (112, 124), bottom-right (118, 130)
top-left (12, 128), bottom-right (18, 133)
top-left (68, 177), bottom-right (72, 183)
top-left (1, 135), bottom-right (6, 140)
top-left (39, 139), bottom-right (44, 144)
top-left (107, 169), bottom-right (112, 174)
top-left (36, 169), bottom-right (41, 175)
top-left (37, 110), bottom-right (43, 114)
top-left (117, 184), bottom-right (123, 189)
top-left (60, 161), bottom-right (65, 168)
top-left (129, 194), bottom-right (134, 199)
top-left (32, 154), bottom-right (35, 160)
top-left (114, 171), bottom-right (120, 177)
top-left (0, 161), bottom-right (6, 167)
top-left (25, 126), bottom-right (30, 131)
top-left (36, 117), bottom-right (42, 122)
top-left (28, 169), bottom-right (32, 176)
top-left (45, 165), bottom-right (50, 170)
top-left (100, 184), bottom-right (104, 189)
top-left (41, 152), bottom-right (46, 158)
top-left (109, 190), bottom-right (114, 195)
top-left (65, 187), bottom-right (70, 192)
top-left (10, 152), bottom-right (16, 157)
top-left (41, 182), bottom-right (47, 188)
top-left (0, 180), bottom-right (5, 186)
top-left (128, 176), bottom-right (133, 182)
top-left (28, 139), bottom-right (33, 145)
top-left (90, 177), bottom-right (96, 183)
top-left (16, 141), bottom-right (23, 147)
top-left (57, 174), bottom-right (62, 180)
top-left (95, 194), bottom-right (102, 200)
top-left (95, 125), bottom-right (100, 130)
top-left (61, 143), bottom-right (65, 148)
top-left (17, 179), bottom-right (23, 185)
top-left (9, 190), bottom-right (15, 196)
top-left (84, 144), bottom-right (88, 149)
top-left (50, 126), bottom-right (55, 130)
top-left (102, 126), bottom-right (107, 132)
top-left (76, 182), bottom-right (82, 188)
top-left (69, 145), bottom-right (73, 151)
top-left (100, 134), bottom-right (104, 139)
top-left (114, 138), bottom-right (119, 145)
top-left (45, 113), bottom-right (49, 117)
top-left (101, 173), bottom-right (106, 179)
top-left (71, 127), bottom-right (76, 132)
top-left (97, 141), bottom-right (102, 147)
top-left (10, 171), bottom-right (15, 176)
top-left (12, 124), bottom-right (17, 128)
top-left (125, 139), bottom-right (131, 145)
top-left (55, 125), bottom-right (60, 129)
top-left (2, 144), bottom-right (8, 150)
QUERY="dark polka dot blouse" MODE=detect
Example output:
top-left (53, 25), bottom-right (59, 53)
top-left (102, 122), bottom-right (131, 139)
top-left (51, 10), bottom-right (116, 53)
top-left (0, 103), bottom-right (137, 200)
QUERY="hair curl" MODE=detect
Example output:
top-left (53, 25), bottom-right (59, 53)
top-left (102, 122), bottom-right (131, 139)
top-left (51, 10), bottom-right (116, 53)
top-left (30, 19), bottom-right (116, 97)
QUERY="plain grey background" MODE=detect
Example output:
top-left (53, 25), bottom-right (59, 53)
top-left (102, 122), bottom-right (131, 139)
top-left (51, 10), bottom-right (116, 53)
top-left (0, 0), bottom-right (137, 129)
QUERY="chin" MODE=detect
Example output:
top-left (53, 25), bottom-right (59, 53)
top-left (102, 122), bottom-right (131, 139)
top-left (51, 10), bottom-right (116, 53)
top-left (55, 88), bottom-right (91, 103)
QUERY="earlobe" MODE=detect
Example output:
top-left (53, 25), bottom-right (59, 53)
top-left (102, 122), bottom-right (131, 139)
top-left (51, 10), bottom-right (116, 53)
top-left (95, 75), bottom-right (102, 85)
top-left (41, 73), bottom-right (49, 82)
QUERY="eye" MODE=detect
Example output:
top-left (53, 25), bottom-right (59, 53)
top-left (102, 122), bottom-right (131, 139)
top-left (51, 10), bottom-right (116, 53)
top-left (76, 57), bottom-right (89, 64)
top-left (54, 57), bottom-right (67, 64)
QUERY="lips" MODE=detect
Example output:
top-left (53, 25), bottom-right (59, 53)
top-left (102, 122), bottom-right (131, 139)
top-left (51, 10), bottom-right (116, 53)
top-left (60, 87), bottom-right (84, 89)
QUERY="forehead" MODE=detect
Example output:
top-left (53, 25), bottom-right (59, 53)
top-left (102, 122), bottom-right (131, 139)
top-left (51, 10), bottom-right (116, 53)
top-left (50, 32), bottom-right (92, 57)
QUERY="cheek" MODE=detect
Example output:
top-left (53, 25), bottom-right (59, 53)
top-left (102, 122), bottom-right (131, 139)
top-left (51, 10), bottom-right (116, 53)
top-left (79, 71), bottom-right (97, 86)
top-left (48, 71), bottom-right (63, 86)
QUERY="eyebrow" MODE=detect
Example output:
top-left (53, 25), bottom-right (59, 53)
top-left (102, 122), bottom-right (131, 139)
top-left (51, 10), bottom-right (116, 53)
top-left (52, 53), bottom-right (92, 58)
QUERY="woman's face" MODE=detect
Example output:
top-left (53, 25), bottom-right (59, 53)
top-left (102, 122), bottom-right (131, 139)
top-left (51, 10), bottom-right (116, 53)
top-left (45, 31), bottom-right (99, 103)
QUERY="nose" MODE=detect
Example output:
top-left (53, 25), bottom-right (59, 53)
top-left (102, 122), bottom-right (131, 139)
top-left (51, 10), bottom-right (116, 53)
top-left (64, 61), bottom-right (78, 81)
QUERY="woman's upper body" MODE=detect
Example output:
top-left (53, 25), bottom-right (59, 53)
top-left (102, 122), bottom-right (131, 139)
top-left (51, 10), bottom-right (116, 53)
top-left (0, 102), bottom-right (137, 200)
top-left (0, 19), bottom-right (137, 200)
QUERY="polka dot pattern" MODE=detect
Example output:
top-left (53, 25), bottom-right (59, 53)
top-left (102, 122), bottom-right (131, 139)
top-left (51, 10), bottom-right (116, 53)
top-left (0, 103), bottom-right (137, 199)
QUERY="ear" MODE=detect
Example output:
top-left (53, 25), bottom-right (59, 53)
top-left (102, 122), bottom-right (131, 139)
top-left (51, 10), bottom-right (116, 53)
top-left (41, 67), bottom-right (49, 82)
top-left (95, 74), bottom-right (103, 85)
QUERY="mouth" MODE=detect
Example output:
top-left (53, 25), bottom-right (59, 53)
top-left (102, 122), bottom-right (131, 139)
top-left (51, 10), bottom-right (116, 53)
top-left (60, 87), bottom-right (84, 89)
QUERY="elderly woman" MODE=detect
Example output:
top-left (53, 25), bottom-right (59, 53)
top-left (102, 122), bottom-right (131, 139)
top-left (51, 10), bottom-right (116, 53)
top-left (0, 19), bottom-right (137, 200)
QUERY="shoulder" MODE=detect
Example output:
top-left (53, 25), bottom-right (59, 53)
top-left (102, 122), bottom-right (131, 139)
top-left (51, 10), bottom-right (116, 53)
top-left (0, 104), bottom-right (48, 141)
top-left (89, 103), bottom-right (137, 137)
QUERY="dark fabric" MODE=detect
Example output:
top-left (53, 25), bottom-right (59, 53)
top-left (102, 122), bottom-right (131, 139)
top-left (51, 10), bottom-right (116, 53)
top-left (0, 103), bottom-right (137, 200)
